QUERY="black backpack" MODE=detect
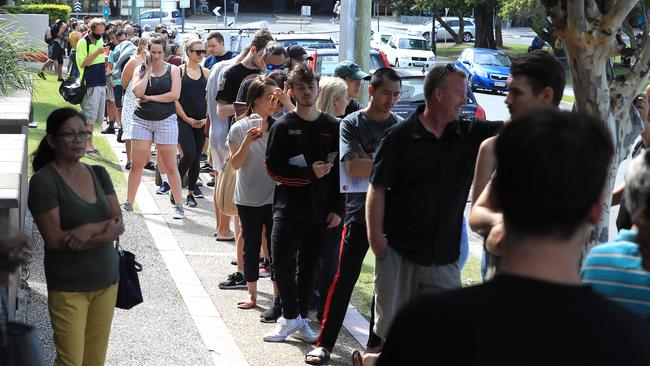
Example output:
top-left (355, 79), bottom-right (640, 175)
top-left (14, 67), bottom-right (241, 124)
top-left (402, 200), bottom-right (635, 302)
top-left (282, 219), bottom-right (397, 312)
top-left (46, 21), bottom-right (62, 44)
top-left (59, 36), bottom-right (92, 105)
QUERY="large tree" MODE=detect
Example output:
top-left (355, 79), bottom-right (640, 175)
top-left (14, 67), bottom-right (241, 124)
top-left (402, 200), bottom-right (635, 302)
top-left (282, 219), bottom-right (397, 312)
top-left (542, 0), bottom-right (648, 247)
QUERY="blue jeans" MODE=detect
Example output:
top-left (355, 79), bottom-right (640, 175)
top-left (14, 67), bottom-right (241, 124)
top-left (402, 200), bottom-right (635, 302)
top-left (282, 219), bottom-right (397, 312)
top-left (69, 51), bottom-right (79, 79)
top-left (459, 216), bottom-right (469, 270)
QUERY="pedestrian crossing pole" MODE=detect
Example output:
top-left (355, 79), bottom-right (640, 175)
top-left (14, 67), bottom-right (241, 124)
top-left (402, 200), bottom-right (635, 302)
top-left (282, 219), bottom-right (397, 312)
top-left (354, 0), bottom-right (371, 105)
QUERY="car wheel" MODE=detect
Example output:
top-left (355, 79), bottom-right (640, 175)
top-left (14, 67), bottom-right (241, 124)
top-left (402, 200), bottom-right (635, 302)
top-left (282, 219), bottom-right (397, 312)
top-left (463, 32), bottom-right (472, 43)
top-left (468, 75), bottom-right (476, 92)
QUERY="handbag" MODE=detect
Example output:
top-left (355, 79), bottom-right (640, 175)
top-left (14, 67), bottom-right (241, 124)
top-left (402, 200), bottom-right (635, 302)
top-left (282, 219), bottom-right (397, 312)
top-left (59, 35), bottom-right (92, 105)
top-left (115, 238), bottom-right (143, 309)
top-left (0, 292), bottom-right (44, 366)
top-left (215, 158), bottom-right (237, 216)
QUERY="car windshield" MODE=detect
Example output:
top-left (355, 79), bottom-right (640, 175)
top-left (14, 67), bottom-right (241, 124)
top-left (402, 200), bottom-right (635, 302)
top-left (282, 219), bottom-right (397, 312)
top-left (280, 39), bottom-right (332, 47)
top-left (398, 38), bottom-right (430, 50)
top-left (320, 54), bottom-right (384, 76)
top-left (475, 53), bottom-right (511, 67)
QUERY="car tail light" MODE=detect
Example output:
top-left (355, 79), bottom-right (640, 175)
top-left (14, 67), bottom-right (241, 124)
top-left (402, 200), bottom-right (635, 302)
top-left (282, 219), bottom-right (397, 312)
top-left (170, 19), bottom-right (175, 23)
top-left (475, 104), bottom-right (486, 120)
top-left (379, 50), bottom-right (389, 68)
top-left (309, 52), bottom-right (317, 71)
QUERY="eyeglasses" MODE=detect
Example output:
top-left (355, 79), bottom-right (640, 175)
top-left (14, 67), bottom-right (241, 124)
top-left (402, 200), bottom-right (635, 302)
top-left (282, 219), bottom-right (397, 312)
top-left (56, 131), bottom-right (92, 141)
top-left (431, 63), bottom-right (456, 89)
top-left (190, 50), bottom-right (207, 56)
top-left (266, 64), bottom-right (287, 71)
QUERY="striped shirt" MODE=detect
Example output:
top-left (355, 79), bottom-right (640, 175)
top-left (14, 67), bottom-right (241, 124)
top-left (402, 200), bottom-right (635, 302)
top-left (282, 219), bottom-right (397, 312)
top-left (581, 230), bottom-right (650, 319)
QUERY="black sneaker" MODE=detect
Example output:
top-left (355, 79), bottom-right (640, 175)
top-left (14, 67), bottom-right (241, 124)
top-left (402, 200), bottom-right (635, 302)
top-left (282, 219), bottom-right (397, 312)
top-left (200, 152), bottom-right (208, 162)
top-left (193, 186), bottom-right (205, 198)
top-left (101, 126), bottom-right (116, 134)
top-left (116, 128), bottom-right (124, 143)
top-left (144, 161), bottom-right (156, 170)
top-left (200, 162), bottom-right (213, 173)
top-left (37, 71), bottom-right (46, 80)
top-left (207, 177), bottom-right (216, 187)
top-left (125, 162), bottom-right (131, 170)
top-left (260, 300), bottom-right (282, 323)
top-left (218, 272), bottom-right (246, 289)
top-left (186, 194), bottom-right (197, 207)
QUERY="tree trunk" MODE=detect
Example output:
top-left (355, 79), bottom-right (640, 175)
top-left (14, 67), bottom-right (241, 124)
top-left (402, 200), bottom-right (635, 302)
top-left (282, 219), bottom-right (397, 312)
top-left (435, 14), bottom-right (459, 41)
top-left (474, 4), bottom-right (496, 49)
top-left (543, 0), bottom-right (647, 251)
top-left (495, 15), bottom-right (503, 48)
top-left (455, 12), bottom-right (464, 44)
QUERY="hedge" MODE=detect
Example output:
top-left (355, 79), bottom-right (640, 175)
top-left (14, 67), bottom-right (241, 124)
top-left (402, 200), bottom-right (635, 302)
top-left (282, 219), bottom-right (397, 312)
top-left (2, 4), bottom-right (71, 23)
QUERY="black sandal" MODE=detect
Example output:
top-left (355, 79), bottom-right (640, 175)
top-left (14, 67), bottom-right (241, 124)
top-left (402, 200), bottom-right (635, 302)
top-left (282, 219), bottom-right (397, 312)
top-left (305, 347), bottom-right (330, 365)
top-left (351, 350), bottom-right (363, 366)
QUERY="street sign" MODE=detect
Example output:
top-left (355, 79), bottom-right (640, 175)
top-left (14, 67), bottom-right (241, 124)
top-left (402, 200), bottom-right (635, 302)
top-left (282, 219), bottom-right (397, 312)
top-left (301, 5), bottom-right (311, 17)
top-left (212, 6), bottom-right (221, 16)
top-left (73, 1), bottom-right (81, 12)
top-left (180, 0), bottom-right (190, 9)
top-left (103, 0), bottom-right (109, 7)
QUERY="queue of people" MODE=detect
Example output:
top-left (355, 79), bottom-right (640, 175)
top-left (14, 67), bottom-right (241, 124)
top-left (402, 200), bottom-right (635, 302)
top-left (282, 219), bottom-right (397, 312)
top-left (28, 18), bottom-right (650, 366)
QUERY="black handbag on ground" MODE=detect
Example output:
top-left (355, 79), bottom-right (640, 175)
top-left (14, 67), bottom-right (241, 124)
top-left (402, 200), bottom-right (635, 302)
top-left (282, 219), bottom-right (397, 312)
top-left (115, 238), bottom-right (143, 309)
top-left (0, 292), bottom-right (44, 366)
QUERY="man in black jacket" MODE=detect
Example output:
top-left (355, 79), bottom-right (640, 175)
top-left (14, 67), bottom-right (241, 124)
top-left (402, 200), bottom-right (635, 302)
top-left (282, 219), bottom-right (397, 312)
top-left (264, 63), bottom-right (344, 343)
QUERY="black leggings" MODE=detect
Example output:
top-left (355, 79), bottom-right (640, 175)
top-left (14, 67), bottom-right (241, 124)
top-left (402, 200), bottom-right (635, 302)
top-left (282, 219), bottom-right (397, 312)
top-left (177, 120), bottom-right (206, 191)
top-left (236, 204), bottom-right (273, 283)
top-left (272, 217), bottom-right (327, 320)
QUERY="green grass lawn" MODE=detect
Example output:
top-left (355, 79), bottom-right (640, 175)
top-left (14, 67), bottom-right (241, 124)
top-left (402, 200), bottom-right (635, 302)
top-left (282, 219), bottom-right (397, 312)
top-left (29, 71), bottom-right (127, 198)
top-left (350, 250), bottom-right (483, 320)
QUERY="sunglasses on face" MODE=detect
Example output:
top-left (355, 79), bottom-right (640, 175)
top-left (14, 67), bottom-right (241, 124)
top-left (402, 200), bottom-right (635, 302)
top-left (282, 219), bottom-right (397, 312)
top-left (56, 131), bottom-right (92, 141)
top-left (190, 50), bottom-right (207, 56)
top-left (266, 64), bottom-right (287, 71)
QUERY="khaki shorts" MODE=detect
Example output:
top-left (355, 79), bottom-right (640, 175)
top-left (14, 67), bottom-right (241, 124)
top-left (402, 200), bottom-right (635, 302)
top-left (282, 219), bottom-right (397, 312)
top-left (373, 246), bottom-right (461, 338)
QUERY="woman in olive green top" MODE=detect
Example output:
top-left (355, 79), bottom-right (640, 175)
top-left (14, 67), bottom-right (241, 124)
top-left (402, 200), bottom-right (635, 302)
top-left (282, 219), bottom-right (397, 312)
top-left (28, 108), bottom-right (123, 366)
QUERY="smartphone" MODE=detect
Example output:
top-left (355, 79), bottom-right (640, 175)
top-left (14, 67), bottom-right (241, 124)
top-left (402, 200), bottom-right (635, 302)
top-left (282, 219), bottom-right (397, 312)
top-left (326, 151), bottom-right (338, 163)
top-left (234, 102), bottom-right (247, 117)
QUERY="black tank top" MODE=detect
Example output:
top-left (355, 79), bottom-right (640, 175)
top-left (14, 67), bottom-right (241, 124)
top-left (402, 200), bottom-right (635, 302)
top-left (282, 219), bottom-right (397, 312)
top-left (178, 65), bottom-right (208, 121)
top-left (135, 64), bottom-right (176, 121)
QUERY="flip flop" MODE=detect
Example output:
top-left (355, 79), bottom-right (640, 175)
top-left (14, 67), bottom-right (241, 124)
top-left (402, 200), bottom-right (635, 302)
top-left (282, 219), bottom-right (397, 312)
top-left (305, 347), bottom-right (330, 365)
top-left (237, 299), bottom-right (256, 309)
top-left (351, 350), bottom-right (363, 366)
top-left (216, 236), bottom-right (236, 242)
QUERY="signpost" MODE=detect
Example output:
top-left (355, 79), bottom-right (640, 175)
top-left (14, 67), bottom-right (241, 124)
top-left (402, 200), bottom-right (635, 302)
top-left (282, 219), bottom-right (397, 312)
top-left (73, 1), bottom-right (81, 19)
top-left (300, 5), bottom-right (311, 31)
top-left (223, 0), bottom-right (227, 29)
top-left (213, 6), bottom-right (221, 28)
top-left (233, 3), bottom-right (238, 25)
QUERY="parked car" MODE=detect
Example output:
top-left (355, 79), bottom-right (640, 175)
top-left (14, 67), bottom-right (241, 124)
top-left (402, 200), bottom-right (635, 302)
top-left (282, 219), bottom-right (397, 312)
top-left (408, 17), bottom-right (475, 42)
top-left (307, 48), bottom-right (389, 77)
top-left (139, 9), bottom-right (183, 28)
top-left (390, 67), bottom-right (486, 121)
top-left (455, 48), bottom-right (511, 93)
top-left (384, 35), bottom-right (435, 69)
top-left (370, 31), bottom-right (393, 50)
top-left (275, 33), bottom-right (337, 48)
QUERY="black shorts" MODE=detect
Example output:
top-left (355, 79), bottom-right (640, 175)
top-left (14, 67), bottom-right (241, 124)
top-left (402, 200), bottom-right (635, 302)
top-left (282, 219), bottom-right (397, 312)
top-left (113, 85), bottom-right (124, 108)
top-left (49, 42), bottom-right (64, 64)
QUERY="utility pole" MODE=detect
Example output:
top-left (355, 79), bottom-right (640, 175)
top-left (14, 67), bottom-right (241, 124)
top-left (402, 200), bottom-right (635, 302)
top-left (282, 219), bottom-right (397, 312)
top-left (354, 0), bottom-right (371, 105)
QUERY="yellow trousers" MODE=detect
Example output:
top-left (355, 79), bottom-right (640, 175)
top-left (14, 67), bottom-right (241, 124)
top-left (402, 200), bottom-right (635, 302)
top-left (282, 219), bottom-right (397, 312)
top-left (48, 283), bottom-right (118, 366)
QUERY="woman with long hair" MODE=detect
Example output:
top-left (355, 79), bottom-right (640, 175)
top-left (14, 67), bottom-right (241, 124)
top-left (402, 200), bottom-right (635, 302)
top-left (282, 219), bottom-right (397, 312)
top-left (28, 108), bottom-right (123, 366)
top-left (175, 39), bottom-right (210, 207)
top-left (119, 35), bottom-right (146, 170)
top-left (316, 77), bottom-right (348, 118)
top-left (226, 76), bottom-right (279, 309)
top-left (123, 36), bottom-right (184, 219)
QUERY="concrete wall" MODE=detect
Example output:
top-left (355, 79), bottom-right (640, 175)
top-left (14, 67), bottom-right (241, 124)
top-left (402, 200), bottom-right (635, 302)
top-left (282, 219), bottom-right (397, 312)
top-left (0, 13), bottom-right (49, 53)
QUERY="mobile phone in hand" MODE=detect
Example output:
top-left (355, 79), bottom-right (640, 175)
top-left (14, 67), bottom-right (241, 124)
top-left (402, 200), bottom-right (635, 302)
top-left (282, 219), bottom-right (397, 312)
top-left (326, 151), bottom-right (338, 164)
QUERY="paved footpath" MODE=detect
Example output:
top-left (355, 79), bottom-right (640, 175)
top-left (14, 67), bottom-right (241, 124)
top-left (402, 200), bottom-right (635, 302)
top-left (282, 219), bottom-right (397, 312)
top-left (28, 132), bottom-right (370, 366)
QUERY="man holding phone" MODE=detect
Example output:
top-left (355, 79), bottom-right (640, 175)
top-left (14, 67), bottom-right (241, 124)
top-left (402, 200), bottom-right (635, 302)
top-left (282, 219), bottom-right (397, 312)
top-left (75, 17), bottom-right (108, 154)
top-left (264, 63), bottom-right (344, 343)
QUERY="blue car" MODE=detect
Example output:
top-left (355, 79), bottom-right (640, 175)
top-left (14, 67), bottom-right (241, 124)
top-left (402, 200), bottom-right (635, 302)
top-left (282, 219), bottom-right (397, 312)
top-left (455, 48), bottom-right (511, 93)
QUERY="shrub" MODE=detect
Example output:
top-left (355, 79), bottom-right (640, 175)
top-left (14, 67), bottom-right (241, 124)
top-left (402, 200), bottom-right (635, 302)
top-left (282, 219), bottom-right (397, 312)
top-left (2, 4), bottom-right (71, 23)
top-left (0, 18), bottom-right (36, 96)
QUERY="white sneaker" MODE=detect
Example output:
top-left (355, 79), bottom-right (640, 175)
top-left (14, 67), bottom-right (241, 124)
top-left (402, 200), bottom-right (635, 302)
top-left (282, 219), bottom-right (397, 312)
top-left (292, 318), bottom-right (319, 343)
top-left (263, 316), bottom-right (302, 342)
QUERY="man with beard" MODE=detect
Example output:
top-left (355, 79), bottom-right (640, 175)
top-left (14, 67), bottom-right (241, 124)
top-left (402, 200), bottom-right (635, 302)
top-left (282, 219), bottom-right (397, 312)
top-left (263, 63), bottom-right (344, 343)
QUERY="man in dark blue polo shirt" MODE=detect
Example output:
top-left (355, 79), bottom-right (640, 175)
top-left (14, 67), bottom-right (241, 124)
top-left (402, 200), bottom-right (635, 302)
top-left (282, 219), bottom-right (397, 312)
top-left (366, 64), bottom-right (500, 340)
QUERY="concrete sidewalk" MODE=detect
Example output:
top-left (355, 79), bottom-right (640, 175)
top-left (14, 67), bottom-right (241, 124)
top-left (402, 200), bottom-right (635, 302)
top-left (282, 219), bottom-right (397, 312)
top-left (28, 131), bottom-right (371, 365)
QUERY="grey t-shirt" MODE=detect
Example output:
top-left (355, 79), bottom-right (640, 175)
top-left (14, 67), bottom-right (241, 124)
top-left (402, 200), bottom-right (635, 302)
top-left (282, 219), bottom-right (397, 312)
top-left (340, 110), bottom-right (402, 225)
top-left (227, 116), bottom-right (275, 206)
